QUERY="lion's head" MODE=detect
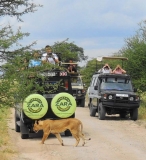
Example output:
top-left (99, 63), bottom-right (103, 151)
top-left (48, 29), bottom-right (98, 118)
top-left (33, 120), bottom-right (44, 133)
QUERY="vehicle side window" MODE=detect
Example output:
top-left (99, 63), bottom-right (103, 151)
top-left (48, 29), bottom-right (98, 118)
top-left (91, 77), bottom-right (95, 86)
top-left (93, 78), bottom-right (97, 86)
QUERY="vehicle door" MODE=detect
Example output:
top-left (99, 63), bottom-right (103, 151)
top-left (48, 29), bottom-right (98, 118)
top-left (88, 76), bottom-right (98, 98)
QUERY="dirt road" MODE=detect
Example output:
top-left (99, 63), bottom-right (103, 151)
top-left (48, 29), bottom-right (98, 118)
top-left (8, 105), bottom-right (146, 160)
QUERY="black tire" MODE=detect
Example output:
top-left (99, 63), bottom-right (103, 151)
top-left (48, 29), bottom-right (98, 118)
top-left (20, 118), bottom-right (29, 139)
top-left (80, 98), bottom-right (85, 107)
top-left (15, 109), bottom-right (20, 132)
top-left (90, 103), bottom-right (96, 117)
top-left (98, 102), bottom-right (106, 120)
top-left (65, 130), bottom-right (72, 136)
top-left (130, 108), bottom-right (138, 121)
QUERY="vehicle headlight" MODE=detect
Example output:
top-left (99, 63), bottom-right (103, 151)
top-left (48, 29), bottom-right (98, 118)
top-left (78, 90), bottom-right (81, 94)
top-left (108, 95), bottom-right (113, 100)
top-left (129, 97), bottom-right (134, 101)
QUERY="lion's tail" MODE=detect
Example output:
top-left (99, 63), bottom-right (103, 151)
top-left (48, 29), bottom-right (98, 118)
top-left (80, 121), bottom-right (91, 141)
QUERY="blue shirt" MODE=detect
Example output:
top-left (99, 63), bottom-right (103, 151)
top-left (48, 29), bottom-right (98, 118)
top-left (29, 59), bottom-right (41, 67)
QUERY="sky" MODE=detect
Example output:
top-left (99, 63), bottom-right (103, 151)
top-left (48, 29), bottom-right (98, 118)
top-left (2, 0), bottom-right (146, 66)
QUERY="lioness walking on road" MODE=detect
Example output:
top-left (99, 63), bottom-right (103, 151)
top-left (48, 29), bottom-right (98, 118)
top-left (33, 118), bottom-right (90, 147)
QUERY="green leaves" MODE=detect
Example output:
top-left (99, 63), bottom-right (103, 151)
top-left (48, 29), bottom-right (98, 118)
top-left (118, 21), bottom-right (146, 91)
top-left (52, 39), bottom-right (87, 62)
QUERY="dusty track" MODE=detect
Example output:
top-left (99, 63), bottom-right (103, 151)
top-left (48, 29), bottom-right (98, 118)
top-left (8, 105), bottom-right (146, 160)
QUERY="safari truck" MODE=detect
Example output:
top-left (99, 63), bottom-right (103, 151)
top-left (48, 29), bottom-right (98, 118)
top-left (61, 62), bottom-right (86, 107)
top-left (15, 68), bottom-right (76, 139)
top-left (70, 73), bottom-right (86, 107)
top-left (88, 57), bottom-right (140, 120)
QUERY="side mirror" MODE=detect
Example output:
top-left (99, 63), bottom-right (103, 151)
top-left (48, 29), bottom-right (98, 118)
top-left (94, 86), bottom-right (98, 90)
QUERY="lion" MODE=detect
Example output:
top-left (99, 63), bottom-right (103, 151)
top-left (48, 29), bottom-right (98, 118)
top-left (33, 118), bottom-right (90, 147)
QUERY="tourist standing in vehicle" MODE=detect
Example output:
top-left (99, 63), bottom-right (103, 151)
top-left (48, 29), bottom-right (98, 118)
top-left (41, 45), bottom-right (59, 64)
top-left (67, 59), bottom-right (77, 73)
top-left (28, 51), bottom-right (42, 67)
top-left (98, 63), bottom-right (112, 73)
top-left (112, 64), bottom-right (126, 74)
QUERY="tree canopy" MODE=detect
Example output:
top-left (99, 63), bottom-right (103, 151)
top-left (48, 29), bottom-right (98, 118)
top-left (0, 0), bottom-right (42, 21)
top-left (118, 21), bottom-right (146, 91)
top-left (52, 39), bottom-right (88, 62)
top-left (0, 0), bottom-right (41, 107)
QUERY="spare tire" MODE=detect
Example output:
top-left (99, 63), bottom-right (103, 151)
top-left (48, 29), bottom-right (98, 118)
top-left (23, 94), bottom-right (48, 119)
top-left (51, 92), bottom-right (76, 118)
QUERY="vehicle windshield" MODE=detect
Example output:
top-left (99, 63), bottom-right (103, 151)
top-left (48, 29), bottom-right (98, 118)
top-left (100, 77), bottom-right (133, 91)
top-left (71, 76), bottom-right (83, 86)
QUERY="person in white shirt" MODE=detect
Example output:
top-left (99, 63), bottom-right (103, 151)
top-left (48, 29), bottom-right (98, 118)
top-left (41, 45), bottom-right (59, 65)
top-left (98, 63), bottom-right (112, 73)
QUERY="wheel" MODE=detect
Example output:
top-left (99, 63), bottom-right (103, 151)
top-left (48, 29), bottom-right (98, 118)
top-left (65, 130), bottom-right (72, 136)
top-left (20, 118), bottom-right (29, 139)
top-left (90, 103), bottom-right (96, 117)
top-left (98, 102), bottom-right (106, 120)
top-left (80, 98), bottom-right (85, 107)
top-left (15, 109), bottom-right (20, 132)
top-left (130, 108), bottom-right (138, 121)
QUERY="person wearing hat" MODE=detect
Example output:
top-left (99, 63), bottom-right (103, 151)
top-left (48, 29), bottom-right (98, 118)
top-left (98, 63), bottom-right (112, 73)
top-left (112, 64), bottom-right (126, 74)
top-left (41, 45), bottom-right (59, 65)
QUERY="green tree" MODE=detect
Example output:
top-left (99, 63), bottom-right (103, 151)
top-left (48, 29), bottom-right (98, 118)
top-left (52, 39), bottom-right (88, 62)
top-left (0, 0), bottom-right (42, 21)
top-left (119, 21), bottom-right (146, 91)
top-left (80, 59), bottom-right (98, 87)
top-left (0, 0), bottom-right (42, 107)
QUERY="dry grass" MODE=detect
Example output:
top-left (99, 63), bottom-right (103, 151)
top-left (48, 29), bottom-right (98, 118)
top-left (138, 92), bottom-right (146, 120)
top-left (0, 107), bottom-right (16, 160)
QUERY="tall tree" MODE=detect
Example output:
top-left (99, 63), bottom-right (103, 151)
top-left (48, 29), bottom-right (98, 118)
top-left (0, 0), bottom-right (41, 107)
top-left (52, 39), bottom-right (88, 62)
top-left (119, 20), bottom-right (146, 91)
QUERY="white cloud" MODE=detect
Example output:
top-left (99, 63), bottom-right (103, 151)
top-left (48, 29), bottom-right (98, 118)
top-left (1, 0), bottom-right (146, 60)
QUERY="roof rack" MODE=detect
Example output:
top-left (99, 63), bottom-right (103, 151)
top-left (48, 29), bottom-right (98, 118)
top-left (97, 56), bottom-right (128, 61)
top-left (60, 62), bottom-right (78, 66)
top-left (96, 56), bottom-right (128, 70)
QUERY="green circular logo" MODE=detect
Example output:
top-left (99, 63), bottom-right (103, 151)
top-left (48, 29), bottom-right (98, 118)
top-left (27, 98), bottom-right (44, 113)
top-left (51, 92), bottom-right (76, 118)
top-left (56, 96), bottom-right (72, 111)
top-left (23, 94), bottom-right (48, 119)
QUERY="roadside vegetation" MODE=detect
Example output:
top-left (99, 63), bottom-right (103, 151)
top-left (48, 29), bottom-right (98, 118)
top-left (0, 107), bottom-right (16, 160)
top-left (138, 92), bottom-right (146, 119)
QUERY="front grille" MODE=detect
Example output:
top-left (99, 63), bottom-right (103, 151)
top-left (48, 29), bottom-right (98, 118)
top-left (73, 90), bottom-right (77, 94)
top-left (115, 96), bottom-right (129, 103)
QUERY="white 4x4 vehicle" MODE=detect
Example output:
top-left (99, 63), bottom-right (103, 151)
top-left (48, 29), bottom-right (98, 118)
top-left (70, 73), bottom-right (86, 107)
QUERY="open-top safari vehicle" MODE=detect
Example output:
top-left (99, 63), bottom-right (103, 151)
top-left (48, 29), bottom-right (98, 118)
top-left (15, 65), bottom-right (77, 139)
top-left (88, 56), bottom-right (140, 120)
